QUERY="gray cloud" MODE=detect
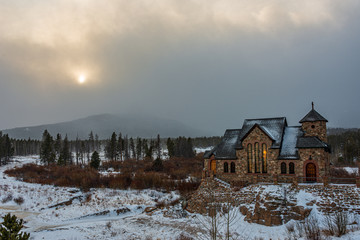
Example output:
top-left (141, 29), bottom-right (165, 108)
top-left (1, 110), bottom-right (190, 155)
top-left (0, 0), bottom-right (360, 134)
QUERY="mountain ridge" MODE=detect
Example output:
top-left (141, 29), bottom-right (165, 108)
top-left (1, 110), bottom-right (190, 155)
top-left (1, 114), bottom-right (211, 140)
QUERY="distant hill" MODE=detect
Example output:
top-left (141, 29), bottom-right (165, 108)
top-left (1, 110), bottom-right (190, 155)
top-left (2, 114), bottom-right (210, 140)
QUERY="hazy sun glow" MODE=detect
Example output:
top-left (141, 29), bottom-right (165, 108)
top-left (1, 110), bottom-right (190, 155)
top-left (78, 74), bottom-right (86, 84)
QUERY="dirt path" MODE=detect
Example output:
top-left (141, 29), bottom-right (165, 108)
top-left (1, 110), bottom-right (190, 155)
top-left (0, 205), bottom-right (40, 220)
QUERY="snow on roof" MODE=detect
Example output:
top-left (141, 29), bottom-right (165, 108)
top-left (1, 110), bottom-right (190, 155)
top-left (297, 137), bottom-right (330, 149)
top-left (278, 126), bottom-right (303, 159)
top-left (204, 129), bottom-right (241, 159)
top-left (239, 117), bottom-right (287, 148)
top-left (259, 126), bottom-right (275, 140)
top-left (205, 114), bottom-right (330, 160)
top-left (299, 109), bottom-right (328, 123)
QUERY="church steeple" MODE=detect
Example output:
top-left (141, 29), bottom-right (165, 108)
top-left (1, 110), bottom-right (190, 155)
top-left (300, 103), bottom-right (328, 142)
top-left (299, 102), bottom-right (328, 123)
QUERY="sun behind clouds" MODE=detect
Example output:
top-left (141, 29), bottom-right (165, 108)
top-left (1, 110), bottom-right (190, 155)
top-left (78, 74), bottom-right (86, 84)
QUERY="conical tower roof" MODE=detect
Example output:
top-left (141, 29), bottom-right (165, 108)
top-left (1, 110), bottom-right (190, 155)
top-left (299, 102), bottom-right (328, 123)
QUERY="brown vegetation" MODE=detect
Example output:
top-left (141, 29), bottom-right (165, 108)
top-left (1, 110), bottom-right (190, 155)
top-left (5, 155), bottom-right (203, 196)
top-left (330, 167), bottom-right (357, 178)
top-left (329, 167), bottom-right (357, 184)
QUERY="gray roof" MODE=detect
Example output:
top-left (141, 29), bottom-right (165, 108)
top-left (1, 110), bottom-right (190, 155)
top-left (297, 137), bottom-right (330, 149)
top-left (204, 129), bottom-right (241, 160)
top-left (299, 109), bottom-right (328, 123)
top-left (237, 117), bottom-right (287, 148)
top-left (278, 126), bottom-right (303, 159)
top-left (204, 113), bottom-right (331, 160)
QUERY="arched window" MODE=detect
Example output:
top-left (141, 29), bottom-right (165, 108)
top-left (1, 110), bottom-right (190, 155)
top-left (230, 162), bottom-right (235, 173)
top-left (262, 143), bottom-right (267, 173)
top-left (281, 162), bottom-right (287, 174)
top-left (247, 144), bottom-right (252, 173)
top-left (254, 142), bottom-right (260, 173)
top-left (289, 162), bottom-right (295, 174)
top-left (224, 162), bottom-right (229, 173)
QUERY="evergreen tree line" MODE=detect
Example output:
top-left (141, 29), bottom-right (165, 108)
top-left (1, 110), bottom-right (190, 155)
top-left (328, 129), bottom-right (360, 165)
top-left (5, 129), bottom-right (221, 166)
top-left (166, 137), bottom-right (195, 158)
top-left (0, 132), bottom-right (14, 166)
top-left (104, 132), bottom-right (199, 161)
top-left (12, 139), bottom-right (41, 156)
top-left (39, 130), bottom-right (101, 166)
top-left (191, 136), bottom-right (222, 148)
top-left (104, 132), bottom-right (162, 161)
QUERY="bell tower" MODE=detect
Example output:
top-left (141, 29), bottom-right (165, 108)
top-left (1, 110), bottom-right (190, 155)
top-left (299, 102), bottom-right (328, 142)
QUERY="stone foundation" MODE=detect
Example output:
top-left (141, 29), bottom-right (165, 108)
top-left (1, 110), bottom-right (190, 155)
top-left (188, 179), bottom-right (360, 226)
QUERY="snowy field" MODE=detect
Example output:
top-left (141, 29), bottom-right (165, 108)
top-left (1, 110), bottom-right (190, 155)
top-left (1, 156), bottom-right (360, 239)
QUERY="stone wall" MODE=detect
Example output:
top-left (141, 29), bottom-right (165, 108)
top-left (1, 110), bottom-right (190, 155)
top-left (214, 126), bottom-right (280, 183)
top-left (188, 179), bottom-right (360, 227)
top-left (298, 148), bottom-right (330, 178)
top-left (301, 121), bottom-right (327, 142)
top-left (186, 178), bottom-right (237, 214)
top-left (204, 123), bottom-right (330, 184)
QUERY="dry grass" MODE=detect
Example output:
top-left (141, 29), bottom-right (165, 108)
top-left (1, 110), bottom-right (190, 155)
top-left (5, 156), bottom-right (202, 196)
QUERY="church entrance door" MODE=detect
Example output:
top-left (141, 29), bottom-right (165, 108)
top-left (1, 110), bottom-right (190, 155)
top-left (210, 160), bottom-right (216, 175)
top-left (306, 163), bottom-right (316, 182)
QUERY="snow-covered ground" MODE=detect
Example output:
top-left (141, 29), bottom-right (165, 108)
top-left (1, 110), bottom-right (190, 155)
top-left (343, 167), bottom-right (359, 175)
top-left (1, 156), bottom-right (360, 239)
top-left (0, 156), bottom-right (192, 239)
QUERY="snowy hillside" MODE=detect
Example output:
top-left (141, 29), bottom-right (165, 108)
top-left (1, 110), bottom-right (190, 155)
top-left (1, 156), bottom-right (360, 239)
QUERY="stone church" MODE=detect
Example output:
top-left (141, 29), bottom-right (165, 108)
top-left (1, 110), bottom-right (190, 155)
top-left (204, 103), bottom-right (331, 183)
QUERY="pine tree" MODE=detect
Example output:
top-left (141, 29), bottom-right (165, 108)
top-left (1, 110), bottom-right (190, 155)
top-left (54, 133), bottom-right (62, 160)
top-left (59, 135), bottom-right (72, 165)
top-left (136, 137), bottom-right (142, 160)
top-left (0, 133), bottom-right (14, 165)
top-left (129, 137), bottom-right (135, 159)
top-left (105, 132), bottom-right (118, 160)
top-left (144, 139), bottom-right (153, 159)
top-left (88, 131), bottom-right (95, 153)
top-left (124, 135), bottom-right (129, 160)
top-left (142, 139), bottom-right (149, 159)
top-left (40, 130), bottom-right (55, 165)
top-left (156, 134), bottom-right (161, 159)
top-left (0, 213), bottom-right (30, 240)
top-left (117, 133), bottom-right (123, 161)
top-left (90, 151), bottom-right (101, 170)
top-left (80, 141), bottom-right (86, 165)
top-left (186, 137), bottom-right (195, 158)
top-left (172, 137), bottom-right (194, 158)
top-left (75, 136), bottom-right (80, 165)
top-left (95, 134), bottom-right (100, 152)
top-left (166, 138), bottom-right (175, 158)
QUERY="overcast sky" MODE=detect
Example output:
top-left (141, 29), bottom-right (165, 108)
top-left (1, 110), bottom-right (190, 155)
top-left (1, 0), bottom-right (360, 135)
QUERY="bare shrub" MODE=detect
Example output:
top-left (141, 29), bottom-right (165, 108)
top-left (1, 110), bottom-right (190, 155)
top-left (85, 193), bottom-right (92, 203)
top-left (14, 196), bottom-right (24, 205)
top-left (155, 200), bottom-right (166, 209)
top-left (106, 221), bottom-right (112, 230)
top-left (178, 179), bottom-right (200, 196)
top-left (176, 233), bottom-right (194, 240)
top-left (101, 160), bottom-right (122, 171)
top-left (325, 211), bottom-right (348, 237)
top-left (4, 156), bottom-right (202, 195)
top-left (2, 193), bottom-right (13, 203)
top-left (286, 222), bottom-right (297, 240)
top-left (303, 215), bottom-right (321, 240)
top-left (334, 211), bottom-right (348, 236)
